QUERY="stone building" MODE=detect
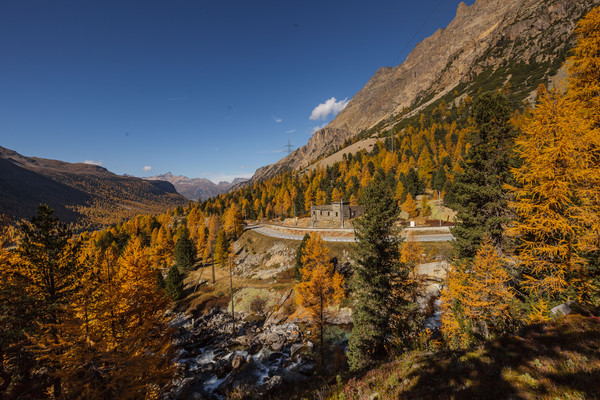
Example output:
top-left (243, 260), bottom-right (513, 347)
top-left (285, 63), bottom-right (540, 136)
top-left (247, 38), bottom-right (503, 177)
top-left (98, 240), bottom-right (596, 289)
top-left (310, 201), bottom-right (364, 227)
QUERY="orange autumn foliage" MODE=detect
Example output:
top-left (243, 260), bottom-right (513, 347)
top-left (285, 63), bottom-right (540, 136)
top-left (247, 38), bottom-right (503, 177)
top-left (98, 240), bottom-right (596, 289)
top-left (441, 238), bottom-right (514, 348)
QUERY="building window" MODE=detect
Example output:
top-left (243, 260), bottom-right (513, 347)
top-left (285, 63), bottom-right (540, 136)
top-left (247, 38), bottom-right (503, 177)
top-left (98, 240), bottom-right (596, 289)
top-left (335, 212), bottom-right (338, 217)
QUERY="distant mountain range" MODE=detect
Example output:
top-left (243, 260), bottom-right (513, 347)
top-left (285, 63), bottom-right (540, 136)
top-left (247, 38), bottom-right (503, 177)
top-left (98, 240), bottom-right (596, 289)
top-left (0, 146), bottom-right (187, 229)
top-left (144, 172), bottom-right (248, 201)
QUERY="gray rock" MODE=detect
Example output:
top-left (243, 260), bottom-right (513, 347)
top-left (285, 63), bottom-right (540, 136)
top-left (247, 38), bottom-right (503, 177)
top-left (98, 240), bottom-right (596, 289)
top-left (265, 375), bottom-right (283, 391)
top-left (328, 307), bottom-right (353, 325)
top-left (290, 343), bottom-right (303, 358)
top-left (551, 301), bottom-right (575, 316)
top-left (235, 334), bottom-right (252, 346)
top-left (271, 339), bottom-right (285, 352)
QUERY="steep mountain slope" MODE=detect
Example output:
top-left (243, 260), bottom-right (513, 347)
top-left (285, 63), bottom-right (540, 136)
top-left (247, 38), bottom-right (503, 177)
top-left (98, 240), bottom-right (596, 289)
top-left (145, 172), bottom-right (248, 201)
top-left (0, 146), bottom-right (187, 228)
top-left (253, 0), bottom-right (599, 182)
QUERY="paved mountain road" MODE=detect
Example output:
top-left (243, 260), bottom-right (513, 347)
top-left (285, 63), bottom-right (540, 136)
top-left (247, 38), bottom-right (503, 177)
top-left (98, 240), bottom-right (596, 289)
top-left (247, 224), bottom-right (454, 243)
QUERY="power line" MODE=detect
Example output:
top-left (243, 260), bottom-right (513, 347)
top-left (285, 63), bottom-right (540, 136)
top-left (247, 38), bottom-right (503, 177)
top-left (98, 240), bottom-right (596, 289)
top-left (391, 0), bottom-right (447, 66)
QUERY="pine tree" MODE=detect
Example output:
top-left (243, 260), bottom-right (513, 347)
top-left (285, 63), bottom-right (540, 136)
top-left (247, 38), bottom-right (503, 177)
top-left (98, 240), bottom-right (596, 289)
top-left (295, 233), bottom-right (344, 366)
top-left (450, 92), bottom-right (516, 259)
top-left (348, 173), bottom-right (409, 370)
top-left (165, 265), bottom-right (184, 300)
top-left (17, 204), bottom-right (80, 310)
top-left (174, 226), bottom-right (195, 270)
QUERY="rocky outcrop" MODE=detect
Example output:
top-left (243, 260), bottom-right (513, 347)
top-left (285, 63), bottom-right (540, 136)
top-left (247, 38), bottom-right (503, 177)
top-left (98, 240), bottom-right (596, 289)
top-left (251, 0), bottom-right (600, 182)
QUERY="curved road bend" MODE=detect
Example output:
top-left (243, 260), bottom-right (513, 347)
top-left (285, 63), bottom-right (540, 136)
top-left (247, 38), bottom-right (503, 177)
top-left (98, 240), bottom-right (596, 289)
top-left (246, 224), bottom-right (454, 243)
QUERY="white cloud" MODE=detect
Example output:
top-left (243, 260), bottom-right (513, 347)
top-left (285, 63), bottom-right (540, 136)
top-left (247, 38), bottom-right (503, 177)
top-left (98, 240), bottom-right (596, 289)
top-left (83, 160), bottom-right (102, 166)
top-left (309, 97), bottom-right (349, 120)
top-left (143, 166), bottom-right (152, 172)
top-left (272, 116), bottom-right (283, 123)
top-left (285, 129), bottom-right (296, 134)
top-left (311, 123), bottom-right (328, 133)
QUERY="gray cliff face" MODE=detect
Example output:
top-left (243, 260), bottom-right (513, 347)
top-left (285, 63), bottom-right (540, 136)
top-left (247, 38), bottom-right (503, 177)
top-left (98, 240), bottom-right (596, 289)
top-left (252, 0), bottom-right (599, 183)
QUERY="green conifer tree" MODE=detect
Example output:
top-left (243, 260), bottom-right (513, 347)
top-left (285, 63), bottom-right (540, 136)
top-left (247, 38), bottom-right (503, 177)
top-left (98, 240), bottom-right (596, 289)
top-left (174, 226), bottom-right (195, 270)
top-left (348, 173), bottom-right (411, 370)
top-left (450, 92), bottom-right (516, 259)
top-left (165, 265), bottom-right (184, 300)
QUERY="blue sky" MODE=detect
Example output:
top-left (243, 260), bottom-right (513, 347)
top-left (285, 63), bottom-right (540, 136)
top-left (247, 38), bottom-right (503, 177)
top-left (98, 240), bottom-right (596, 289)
top-left (0, 0), bottom-right (474, 183)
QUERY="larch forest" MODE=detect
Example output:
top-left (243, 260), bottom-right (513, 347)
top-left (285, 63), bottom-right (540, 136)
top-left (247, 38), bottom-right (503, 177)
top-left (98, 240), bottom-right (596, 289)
top-left (2, 4), bottom-right (600, 400)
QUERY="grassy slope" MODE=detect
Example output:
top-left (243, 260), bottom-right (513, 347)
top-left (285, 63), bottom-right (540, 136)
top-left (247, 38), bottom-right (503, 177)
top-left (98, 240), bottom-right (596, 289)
top-left (327, 315), bottom-right (600, 400)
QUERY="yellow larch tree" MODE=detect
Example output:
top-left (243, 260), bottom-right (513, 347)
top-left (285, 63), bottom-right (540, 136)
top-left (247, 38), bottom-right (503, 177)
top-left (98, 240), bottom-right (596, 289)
top-left (507, 90), bottom-right (599, 307)
top-left (34, 238), bottom-right (176, 399)
top-left (399, 231), bottom-right (425, 302)
top-left (568, 6), bottom-right (600, 305)
top-left (152, 225), bottom-right (174, 267)
top-left (402, 193), bottom-right (418, 219)
top-left (441, 238), bottom-right (514, 348)
top-left (295, 233), bottom-right (344, 365)
top-left (331, 187), bottom-right (343, 203)
top-left (223, 203), bottom-right (244, 239)
top-left (568, 5), bottom-right (600, 126)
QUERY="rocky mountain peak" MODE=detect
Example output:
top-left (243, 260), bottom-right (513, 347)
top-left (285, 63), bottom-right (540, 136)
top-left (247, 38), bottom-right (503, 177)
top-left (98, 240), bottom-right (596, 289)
top-left (250, 0), bottom-right (599, 183)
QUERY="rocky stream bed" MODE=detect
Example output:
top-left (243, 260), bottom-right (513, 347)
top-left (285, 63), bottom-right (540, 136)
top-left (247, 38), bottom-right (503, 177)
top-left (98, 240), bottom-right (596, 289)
top-left (163, 308), bottom-right (315, 399)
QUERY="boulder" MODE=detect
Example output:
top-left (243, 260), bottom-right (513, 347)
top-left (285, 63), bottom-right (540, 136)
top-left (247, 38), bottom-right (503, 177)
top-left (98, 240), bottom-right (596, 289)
top-left (234, 335), bottom-right (252, 346)
top-left (271, 339), bottom-right (285, 352)
top-left (265, 375), bottom-right (283, 391)
top-left (290, 343), bottom-right (303, 358)
top-left (551, 301), bottom-right (575, 316)
top-left (231, 354), bottom-right (245, 369)
top-left (328, 307), bottom-right (353, 325)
